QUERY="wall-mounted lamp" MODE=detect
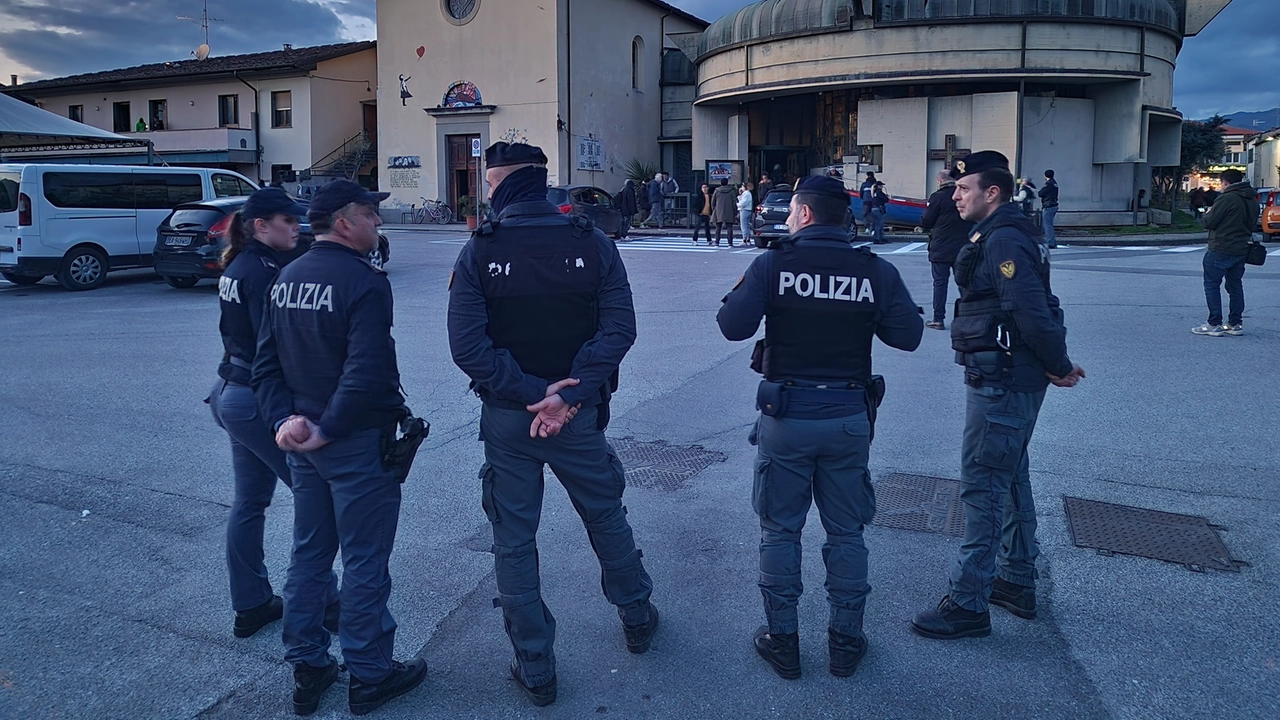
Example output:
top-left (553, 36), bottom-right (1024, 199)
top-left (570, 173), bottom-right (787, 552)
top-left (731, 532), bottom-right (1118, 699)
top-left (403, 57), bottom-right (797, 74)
top-left (189, 100), bottom-right (195, 106)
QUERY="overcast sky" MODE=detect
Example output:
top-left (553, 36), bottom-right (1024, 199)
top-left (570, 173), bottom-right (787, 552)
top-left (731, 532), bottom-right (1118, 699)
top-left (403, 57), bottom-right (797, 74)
top-left (0, 0), bottom-right (1272, 119)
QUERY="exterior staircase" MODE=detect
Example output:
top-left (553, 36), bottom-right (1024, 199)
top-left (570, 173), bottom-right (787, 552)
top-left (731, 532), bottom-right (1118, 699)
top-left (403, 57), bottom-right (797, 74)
top-left (307, 130), bottom-right (376, 180)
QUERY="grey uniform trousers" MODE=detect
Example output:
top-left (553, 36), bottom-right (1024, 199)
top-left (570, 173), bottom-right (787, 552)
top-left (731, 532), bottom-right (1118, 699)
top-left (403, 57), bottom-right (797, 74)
top-left (948, 384), bottom-right (1045, 612)
top-left (752, 410), bottom-right (875, 638)
top-left (479, 404), bottom-right (653, 688)
top-left (283, 428), bottom-right (401, 684)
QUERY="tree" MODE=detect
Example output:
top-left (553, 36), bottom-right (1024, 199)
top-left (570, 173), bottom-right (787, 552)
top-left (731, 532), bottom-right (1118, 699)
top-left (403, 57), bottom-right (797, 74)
top-left (1153, 115), bottom-right (1228, 210)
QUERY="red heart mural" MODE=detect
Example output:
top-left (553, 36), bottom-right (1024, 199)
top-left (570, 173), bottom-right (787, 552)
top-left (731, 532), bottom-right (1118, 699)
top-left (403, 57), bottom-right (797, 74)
top-left (416, 46), bottom-right (425, 59)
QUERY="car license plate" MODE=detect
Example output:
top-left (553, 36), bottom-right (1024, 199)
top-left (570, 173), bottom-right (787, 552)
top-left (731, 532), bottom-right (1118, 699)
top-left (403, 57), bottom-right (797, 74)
top-left (165, 236), bottom-right (193, 247)
top-left (773, 224), bottom-right (788, 230)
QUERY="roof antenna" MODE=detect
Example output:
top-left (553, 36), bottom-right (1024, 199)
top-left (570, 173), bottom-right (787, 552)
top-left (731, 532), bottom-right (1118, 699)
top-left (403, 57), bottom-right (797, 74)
top-left (178, 0), bottom-right (223, 59)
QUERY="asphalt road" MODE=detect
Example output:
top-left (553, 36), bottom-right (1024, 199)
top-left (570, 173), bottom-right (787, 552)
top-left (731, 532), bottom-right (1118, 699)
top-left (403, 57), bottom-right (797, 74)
top-left (1, 232), bottom-right (1277, 719)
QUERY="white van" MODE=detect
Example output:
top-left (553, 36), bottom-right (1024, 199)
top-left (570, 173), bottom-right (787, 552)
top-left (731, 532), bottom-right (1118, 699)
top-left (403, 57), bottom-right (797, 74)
top-left (0, 164), bottom-right (258, 290)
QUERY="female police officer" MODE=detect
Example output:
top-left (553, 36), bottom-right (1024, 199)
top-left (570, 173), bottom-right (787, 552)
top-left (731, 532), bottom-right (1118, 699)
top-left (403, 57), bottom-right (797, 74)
top-left (208, 187), bottom-right (336, 640)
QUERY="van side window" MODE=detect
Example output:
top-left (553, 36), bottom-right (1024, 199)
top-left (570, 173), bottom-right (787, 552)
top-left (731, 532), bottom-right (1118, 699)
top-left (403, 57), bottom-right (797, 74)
top-left (213, 174), bottom-right (254, 198)
top-left (44, 172), bottom-right (134, 209)
top-left (134, 173), bottom-right (202, 209)
top-left (0, 174), bottom-right (19, 213)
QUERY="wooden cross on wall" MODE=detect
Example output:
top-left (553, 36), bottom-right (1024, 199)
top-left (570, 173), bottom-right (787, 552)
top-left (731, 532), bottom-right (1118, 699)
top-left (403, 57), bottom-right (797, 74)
top-left (929, 134), bottom-right (971, 170)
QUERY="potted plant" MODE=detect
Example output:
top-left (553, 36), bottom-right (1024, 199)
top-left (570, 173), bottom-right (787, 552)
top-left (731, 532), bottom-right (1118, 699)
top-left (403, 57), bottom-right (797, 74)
top-left (458, 195), bottom-right (491, 231)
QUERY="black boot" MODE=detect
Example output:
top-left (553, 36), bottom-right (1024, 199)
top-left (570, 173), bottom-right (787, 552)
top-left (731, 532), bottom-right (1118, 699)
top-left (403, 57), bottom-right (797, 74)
top-left (753, 626), bottom-right (800, 679)
top-left (989, 578), bottom-right (1037, 619)
top-left (510, 660), bottom-right (557, 707)
top-left (292, 659), bottom-right (338, 716)
top-left (233, 595), bottom-right (283, 638)
top-left (622, 603), bottom-right (660, 654)
top-left (348, 658), bottom-right (428, 716)
top-left (828, 629), bottom-right (867, 677)
top-left (910, 595), bottom-right (991, 640)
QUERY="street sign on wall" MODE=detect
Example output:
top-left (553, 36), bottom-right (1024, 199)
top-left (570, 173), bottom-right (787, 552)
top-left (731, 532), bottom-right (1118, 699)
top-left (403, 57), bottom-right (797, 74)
top-left (577, 136), bottom-right (603, 171)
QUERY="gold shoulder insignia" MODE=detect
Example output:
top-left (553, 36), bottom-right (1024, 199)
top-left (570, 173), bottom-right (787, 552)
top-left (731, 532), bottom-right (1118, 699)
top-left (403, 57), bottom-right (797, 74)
top-left (732, 275), bottom-right (744, 291)
top-left (969, 232), bottom-right (982, 243)
top-left (955, 160), bottom-right (966, 174)
top-left (999, 260), bottom-right (1016, 279)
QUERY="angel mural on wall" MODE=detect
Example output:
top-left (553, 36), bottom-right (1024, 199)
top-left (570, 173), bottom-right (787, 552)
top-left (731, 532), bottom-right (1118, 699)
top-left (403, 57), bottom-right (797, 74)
top-left (399, 74), bottom-right (413, 106)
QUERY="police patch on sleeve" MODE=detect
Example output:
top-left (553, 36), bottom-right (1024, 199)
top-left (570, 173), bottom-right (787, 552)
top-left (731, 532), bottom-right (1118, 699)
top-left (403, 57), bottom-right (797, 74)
top-left (999, 260), bottom-right (1016, 279)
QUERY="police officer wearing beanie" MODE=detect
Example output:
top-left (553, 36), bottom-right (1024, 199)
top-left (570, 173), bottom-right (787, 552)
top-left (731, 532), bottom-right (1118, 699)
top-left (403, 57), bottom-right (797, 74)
top-left (447, 142), bottom-right (658, 707)
top-left (718, 175), bottom-right (923, 680)
top-left (252, 180), bottom-right (427, 715)
top-left (911, 152), bottom-right (1084, 641)
top-left (209, 188), bottom-right (339, 640)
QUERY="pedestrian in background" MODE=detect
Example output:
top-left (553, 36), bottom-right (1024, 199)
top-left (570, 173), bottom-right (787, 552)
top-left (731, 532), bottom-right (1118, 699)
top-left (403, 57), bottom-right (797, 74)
top-left (920, 171), bottom-right (973, 330)
top-left (1190, 187), bottom-right (1207, 221)
top-left (447, 142), bottom-right (658, 708)
top-left (738, 183), bottom-right (755, 243)
top-left (1193, 168), bottom-right (1258, 337)
top-left (209, 188), bottom-right (338, 642)
top-left (711, 178), bottom-right (738, 247)
top-left (859, 172), bottom-right (877, 234)
top-left (718, 175), bottom-right (923, 680)
top-left (1039, 170), bottom-right (1059, 248)
top-left (869, 181), bottom-right (888, 244)
top-left (645, 173), bottom-right (665, 228)
top-left (758, 172), bottom-right (774, 202)
top-left (910, 151), bottom-right (1084, 642)
top-left (692, 183), bottom-right (713, 245)
top-left (253, 181), bottom-right (427, 716)
top-left (1013, 178), bottom-right (1037, 217)
top-left (617, 180), bottom-right (637, 238)
top-left (661, 172), bottom-right (679, 225)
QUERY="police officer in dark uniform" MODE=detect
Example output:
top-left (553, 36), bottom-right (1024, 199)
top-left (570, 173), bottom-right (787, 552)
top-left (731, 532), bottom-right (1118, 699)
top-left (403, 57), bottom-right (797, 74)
top-left (910, 152), bottom-right (1084, 640)
top-left (209, 187), bottom-right (339, 639)
top-left (718, 176), bottom-right (923, 679)
top-left (253, 180), bottom-right (427, 715)
top-left (447, 142), bottom-right (657, 707)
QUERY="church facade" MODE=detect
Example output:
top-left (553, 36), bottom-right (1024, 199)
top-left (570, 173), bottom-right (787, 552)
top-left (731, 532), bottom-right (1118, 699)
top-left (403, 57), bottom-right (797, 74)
top-left (678, 0), bottom-right (1236, 226)
top-left (375, 0), bottom-right (705, 214)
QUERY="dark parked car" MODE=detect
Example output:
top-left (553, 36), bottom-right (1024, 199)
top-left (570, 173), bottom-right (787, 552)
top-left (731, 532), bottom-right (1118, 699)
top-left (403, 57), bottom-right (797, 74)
top-left (153, 196), bottom-right (390, 288)
top-left (753, 188), bottom-right (794, 248)
top-left (547, 185), bottom-right (628, 239)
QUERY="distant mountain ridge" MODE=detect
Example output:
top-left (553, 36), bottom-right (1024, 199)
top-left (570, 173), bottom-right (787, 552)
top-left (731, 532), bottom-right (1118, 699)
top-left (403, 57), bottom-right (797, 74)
top-left (1204, 108), bottom-right (1280, 131)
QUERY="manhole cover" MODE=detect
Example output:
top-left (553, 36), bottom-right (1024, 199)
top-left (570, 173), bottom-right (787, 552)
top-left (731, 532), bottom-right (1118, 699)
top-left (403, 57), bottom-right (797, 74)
top-left (871, 473), bottom-right (965, 537)
top-left (608, 437), bottom-right (727, 491)
top-left (1063, 497), bottom-right (1244, 572)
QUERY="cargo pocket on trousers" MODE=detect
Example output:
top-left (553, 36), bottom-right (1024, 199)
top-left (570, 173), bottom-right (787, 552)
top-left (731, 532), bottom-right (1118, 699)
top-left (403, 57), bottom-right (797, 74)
top-left (752, 456), bottom-right (772, 519)
top-left (978, 413), bottom-right (1026, 471)
top-left (479, 463), bottom-right (500, 523)
top-left (606, 449), bottom-right (628, 497)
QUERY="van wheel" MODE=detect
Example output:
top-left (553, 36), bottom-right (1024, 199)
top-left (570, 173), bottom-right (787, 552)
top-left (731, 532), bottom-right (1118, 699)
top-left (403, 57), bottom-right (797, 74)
top-left (57, 246), bottom-right (108, 291)
top-left (164, 275), bottom-right (200, 289)
top-left (368, 244), bottom-right (387, 270)
top-left (2, 271), bottom-right (44, 285)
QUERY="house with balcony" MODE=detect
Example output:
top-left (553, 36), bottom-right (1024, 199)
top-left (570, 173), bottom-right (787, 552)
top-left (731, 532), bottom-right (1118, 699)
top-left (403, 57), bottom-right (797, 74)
top-left (2, 42), bottom-right (378, 189)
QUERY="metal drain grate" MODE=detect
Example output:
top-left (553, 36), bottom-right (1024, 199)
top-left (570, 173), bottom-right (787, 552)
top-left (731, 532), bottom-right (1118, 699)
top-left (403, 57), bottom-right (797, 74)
top-left (608, 437), bottom-right (727, 492)
top-left (871, 473), bottom-right (966, 537)
top-left (1063, 497), bottom-right (1244, 572)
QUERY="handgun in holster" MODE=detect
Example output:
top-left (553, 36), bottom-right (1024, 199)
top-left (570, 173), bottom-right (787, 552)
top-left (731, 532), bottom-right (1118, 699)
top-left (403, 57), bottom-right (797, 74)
top-left (381, 413), bottom-right (430, 484)
top-left (865, 375), bottom-right (886, 443)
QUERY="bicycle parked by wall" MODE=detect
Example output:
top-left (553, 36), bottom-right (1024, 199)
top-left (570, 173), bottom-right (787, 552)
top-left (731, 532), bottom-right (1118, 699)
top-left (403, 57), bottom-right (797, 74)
top-left (415, 197), bottom-right (454, 224)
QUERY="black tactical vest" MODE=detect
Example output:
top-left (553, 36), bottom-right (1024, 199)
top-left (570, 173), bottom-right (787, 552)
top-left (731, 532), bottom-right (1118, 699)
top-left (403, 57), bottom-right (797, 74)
top-left (762, 243), bottom-right (881, 384)
top-left (474, 222), bottom-right (600, 383)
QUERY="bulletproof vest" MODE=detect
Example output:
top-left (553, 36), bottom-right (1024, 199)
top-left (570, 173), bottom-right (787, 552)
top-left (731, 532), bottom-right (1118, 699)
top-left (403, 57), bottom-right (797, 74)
top-left (474, 220), bottom-right (600, 383)
top-left (951, 234), bottom-right (1053, 355)
top-left (217, 243), bottom-right (279, 384)
top-left (762, 242), bottom-right (881, 384)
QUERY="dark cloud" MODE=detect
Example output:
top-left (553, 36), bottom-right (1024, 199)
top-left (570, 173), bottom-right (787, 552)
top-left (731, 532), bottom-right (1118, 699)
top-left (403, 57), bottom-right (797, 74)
top-left (0, 0), bottom-right (349, 79)
top-left (1172, 0), bottom-right (1278, 118)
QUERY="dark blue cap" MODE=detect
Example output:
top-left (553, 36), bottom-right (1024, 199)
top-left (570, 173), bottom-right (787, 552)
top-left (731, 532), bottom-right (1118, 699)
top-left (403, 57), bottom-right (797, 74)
top-left (951, 150), bottom-right (1010, 179)
top-left (241, 187), bottom-right (308, 220)
top-left (307, 180), bottom-right (390, 221)
top-left (484, 141), bottom-right (548, 168)
top-left (793, 175), bottom-right (848, 201)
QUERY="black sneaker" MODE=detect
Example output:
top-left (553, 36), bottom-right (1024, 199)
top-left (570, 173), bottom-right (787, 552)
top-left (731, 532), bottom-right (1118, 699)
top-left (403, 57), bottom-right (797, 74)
top-left (510, 660), bottom-right (557, 707)
top-left (348, 658), bottom-right (428, 716)
top-left (910, 595), bottom-right (991, 640)
top-left (989, 578), bottom-right (1037, 619)
top-left (233, 595), bottom-right (283, 638)
top-left (925, 320), bottom-right (945, 330)
top-left (828, 629), bottom-right (867, 678)
top-left (292, 659), bottom-right (338, 716)
top-left (753, 626), bottom-right (800, 679)
top-left (622, 603), bottom-right (660, 654)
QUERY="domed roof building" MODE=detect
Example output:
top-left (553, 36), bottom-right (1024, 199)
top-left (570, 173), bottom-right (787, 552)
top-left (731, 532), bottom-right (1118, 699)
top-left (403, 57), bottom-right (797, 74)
top-left (675, 0), bottom-right (1235, 225)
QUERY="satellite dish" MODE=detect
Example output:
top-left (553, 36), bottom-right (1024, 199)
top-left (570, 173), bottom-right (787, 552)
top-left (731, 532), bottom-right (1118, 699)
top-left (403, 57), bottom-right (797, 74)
top-left (195, 44), bottom-right (210, 60)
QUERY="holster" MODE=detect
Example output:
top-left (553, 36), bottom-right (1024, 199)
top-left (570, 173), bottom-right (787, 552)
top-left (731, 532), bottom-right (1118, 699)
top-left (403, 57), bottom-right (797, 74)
top-left (756, 381), bottom-right (787, 417)
top-left (381, 413), bottom-right (430, 484)
top-left (865, 374), bottom-right (885, 442)
top-left (750, 339), bottom-right (766, 375)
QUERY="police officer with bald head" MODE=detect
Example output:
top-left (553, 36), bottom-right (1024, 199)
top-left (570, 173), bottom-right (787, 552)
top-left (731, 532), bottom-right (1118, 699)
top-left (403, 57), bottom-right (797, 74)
top-left (910, 152), bottom-right (1084, 641)
top-left (447, 142), bottom-right (657, 707)
top-left (718, 175), bottom-right (923, 680)
top-left (253, 180), bottom-right (427, 715)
